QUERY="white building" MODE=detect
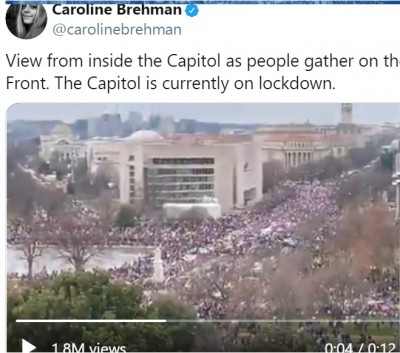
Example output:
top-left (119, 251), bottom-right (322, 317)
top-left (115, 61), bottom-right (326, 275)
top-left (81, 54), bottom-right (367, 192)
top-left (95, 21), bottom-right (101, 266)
top-left (39, 124), bottom-right (85, 161)
top-left (87, 130), bottom-right (263, 212)
top-left (253, 123), bottom-right (360, 168)
top-left (85, 137), bottom-right (124, 181)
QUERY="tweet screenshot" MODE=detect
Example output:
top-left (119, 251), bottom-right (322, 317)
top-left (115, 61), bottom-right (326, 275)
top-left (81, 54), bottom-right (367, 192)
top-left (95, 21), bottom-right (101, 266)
top-left (2, 0), bottom-right (400, 352)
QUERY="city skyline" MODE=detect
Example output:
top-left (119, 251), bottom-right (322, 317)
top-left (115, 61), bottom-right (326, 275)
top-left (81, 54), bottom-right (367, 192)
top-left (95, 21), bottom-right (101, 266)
top-left (7, 103), bottom-right (400, 125)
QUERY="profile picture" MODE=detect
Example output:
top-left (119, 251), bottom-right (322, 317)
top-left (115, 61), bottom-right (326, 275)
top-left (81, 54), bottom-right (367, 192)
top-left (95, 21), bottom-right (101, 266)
top-left (6, 4), bottom-right (47, 39)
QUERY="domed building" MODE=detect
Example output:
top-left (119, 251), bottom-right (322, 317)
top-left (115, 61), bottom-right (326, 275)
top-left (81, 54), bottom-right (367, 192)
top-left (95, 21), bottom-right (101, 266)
top-left (49, 124), bottom-right (74, 139)
top-left (39, 123), bottom-right (84, 161)
top-left (124, 130), bottom-right (164, 143)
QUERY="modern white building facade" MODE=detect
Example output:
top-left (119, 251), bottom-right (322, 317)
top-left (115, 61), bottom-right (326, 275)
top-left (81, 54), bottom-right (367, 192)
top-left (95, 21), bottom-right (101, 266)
top-left (85, 130), bottom-right (262, 212)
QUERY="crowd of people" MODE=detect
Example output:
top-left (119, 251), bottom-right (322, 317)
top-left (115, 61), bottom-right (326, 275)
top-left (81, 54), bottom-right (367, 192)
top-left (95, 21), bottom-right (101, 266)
top-left (7, 176), bottom-right (400, 322)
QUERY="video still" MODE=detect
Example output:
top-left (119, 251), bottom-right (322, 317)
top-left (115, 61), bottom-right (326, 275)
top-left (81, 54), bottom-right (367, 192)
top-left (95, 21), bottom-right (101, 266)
top-left (6, 103), bottom-right (400, 352)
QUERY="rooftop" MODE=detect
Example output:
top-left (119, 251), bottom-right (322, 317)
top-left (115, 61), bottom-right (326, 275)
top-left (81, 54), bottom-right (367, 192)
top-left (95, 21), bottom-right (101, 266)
top-left (167, 134), bottom-right (253, 144)
top-left (124, 130), bottom-right (164, 142)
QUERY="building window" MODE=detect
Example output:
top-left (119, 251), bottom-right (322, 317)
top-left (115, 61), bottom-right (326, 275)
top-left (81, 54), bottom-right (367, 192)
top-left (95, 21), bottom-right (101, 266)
top-left (152, 158), bottom-right (214, 165)
top-left (129, 155), bottom-right (134, 161)
top-left (130, 171), bottom-right (135, 177)
top-left (199, 184), bottom-right (213, 190)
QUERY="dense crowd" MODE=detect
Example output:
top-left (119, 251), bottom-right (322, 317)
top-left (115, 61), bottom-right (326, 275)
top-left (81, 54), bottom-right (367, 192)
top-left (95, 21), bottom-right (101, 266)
top-left (7, 178), bottom-right (400, 322)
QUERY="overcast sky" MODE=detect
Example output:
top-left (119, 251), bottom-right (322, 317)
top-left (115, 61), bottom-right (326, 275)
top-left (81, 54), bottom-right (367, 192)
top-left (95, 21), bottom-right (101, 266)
top-left (7, 103), bottom-right (400, 125)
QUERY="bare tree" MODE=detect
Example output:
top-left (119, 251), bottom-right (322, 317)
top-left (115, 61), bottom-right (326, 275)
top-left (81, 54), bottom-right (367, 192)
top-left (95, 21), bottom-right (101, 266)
top-left (49, 151), bottom-right (69, 180)
top-left (130, 186), bottom-right (145, 215)
top-left (37, 188), bottom-right (67, 220)
top-left (21, 236), bottom-right (42, 279)
top-left (265, 250), bottom-right (315, 318)
top-left (337, 169), bottom-right (391, 209)
top-left (337, 202), bottom-right (398, 273)
top-left (312, 256), bottom-right (370, 319)
top-left (94, 189), bottom-right (117, 227)
top-left (7, 167), bottom-right (38, 220)
top-left (7, 139), bottom-right (39, 169)
top-left (348, 145), bottom-right (378, 169)
top-left (262, 161), bottom-right (286, 192)
top-left (178, 260), bottom-right (246, 318)
top-left (254, 185), bottom-right (295, 212)
top-left (49, 215), bottom-right (107, 271)
top-left (16, 222), bottom-right (44, 279)
top-left (72, 158), bottom-right (89, 180)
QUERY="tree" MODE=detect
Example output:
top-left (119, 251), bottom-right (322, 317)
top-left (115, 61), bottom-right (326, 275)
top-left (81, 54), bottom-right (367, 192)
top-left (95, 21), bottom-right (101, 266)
top-left (72, 157), bottom-right (89, 180)
top-left (7, 271), bottom-right (204, 352)
top-left (7, 139), bottom-right (39, 169)
top-left (178, 258), bottom-right (273, 320)
top-left (96, 165), bottom-right (118, 186)
top-left (49, 151), bottom-right (70, 180)
top-left (20, 231), bottom-right (43, 280)
top-left (254, 185), bottom-right (295, 212)
top-left (348, 145), bottom-right (377, 169)
top-left (115, 204), bottom-right (139, 229)
top-left (262, 161), bottom-right (285, 192)
top-left (221, 322), bottom-right (309, 352)
top-left (338, 202), bottom-right (398, 272)
top-left (7, 167), bottom-right (38, 220)
top-left (380, 150), bottom-right (394, 172)
top-left (36, 159), bottom-right (51, 175)
top-left (12, 219), bottom-right (45, 279)
top-left (48, 214), bottom-right (107, 271)
top-left (265, 250), bottom-right (315, 319)
top-left (312, 256), bottom-right (370, 319)
top-left (336, 168), bottom-right (391, 209)
top-left (149, 296), bottom-right (218, 352)
top-left (95, 190), bottom-right (117, 227)
top-left (37, 188), bottom-right (67, 220)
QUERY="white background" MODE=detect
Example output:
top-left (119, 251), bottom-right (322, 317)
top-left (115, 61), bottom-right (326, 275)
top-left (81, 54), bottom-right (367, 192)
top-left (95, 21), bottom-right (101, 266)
top-left (1, 5), bottom-right (400, 106)
top-left (1, 4), bottom-right (400, 350)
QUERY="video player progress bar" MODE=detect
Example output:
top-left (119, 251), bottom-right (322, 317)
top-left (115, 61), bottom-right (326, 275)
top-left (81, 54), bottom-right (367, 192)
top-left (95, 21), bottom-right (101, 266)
top-left (16, 319), bottom-right (400, 323)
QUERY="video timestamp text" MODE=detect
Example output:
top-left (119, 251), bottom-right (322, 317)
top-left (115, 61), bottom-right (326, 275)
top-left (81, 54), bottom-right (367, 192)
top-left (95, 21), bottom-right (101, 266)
top-left (324, 342), bottom-right (397, 353)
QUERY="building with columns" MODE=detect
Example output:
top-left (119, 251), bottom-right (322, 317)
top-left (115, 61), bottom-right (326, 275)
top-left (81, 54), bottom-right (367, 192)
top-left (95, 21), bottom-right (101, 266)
top-left (39, 124), bottom-right (85, 161)
top-left (253, 128), bottom-right (357, 168)
top-left (252, 103), bottom-right (364, 168)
